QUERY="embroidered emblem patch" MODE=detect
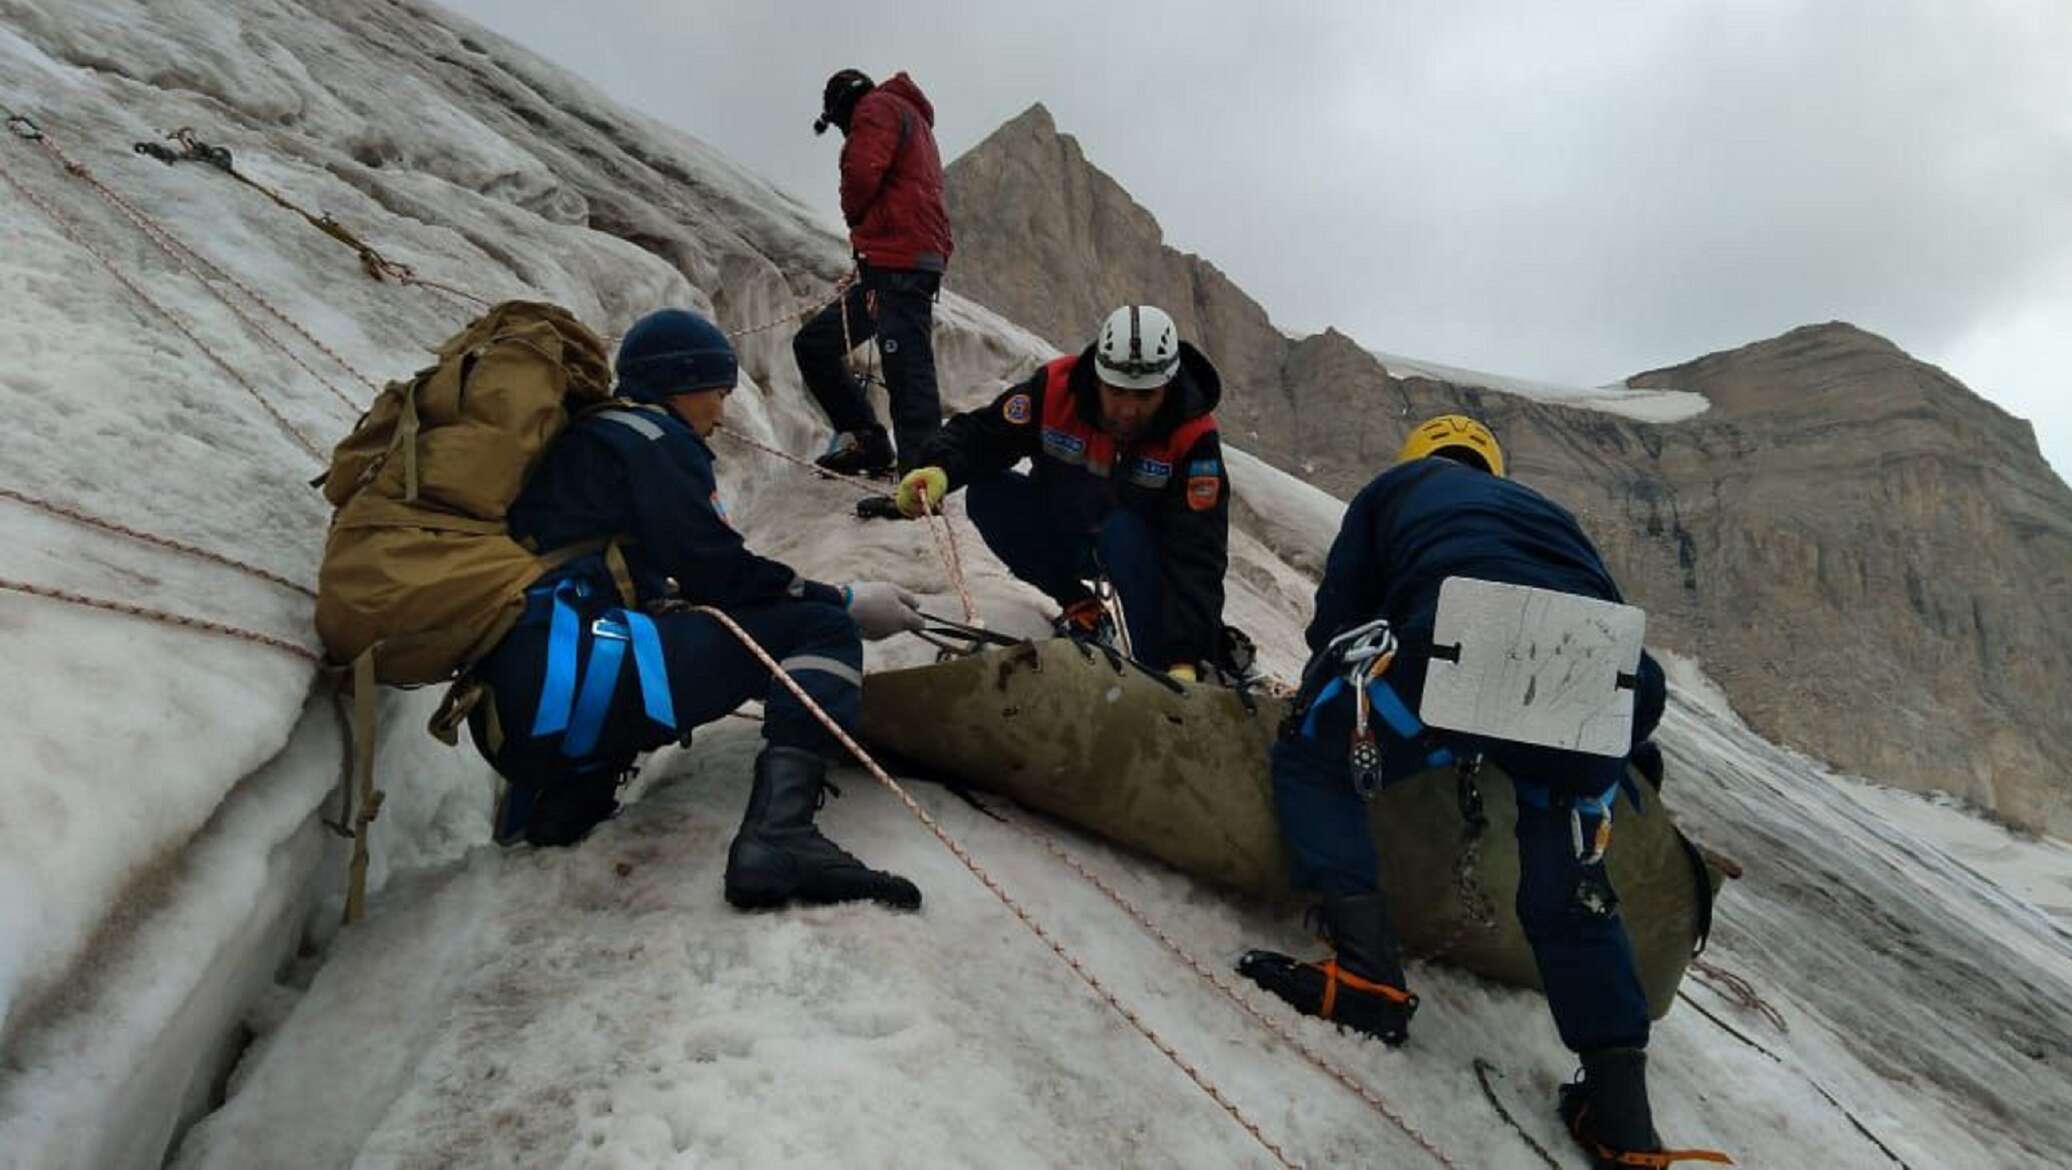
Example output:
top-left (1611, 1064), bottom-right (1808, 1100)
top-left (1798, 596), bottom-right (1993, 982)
top-left (1187, 458), bottom-right (1223, 477)
top-left (710, 490), bottom-right (732, 527)
top-left (1187, 475), bottom-right (1221, 511)
top-left (1132, 456), bottom-right (1174, 479)
top-left (1003, 392), bottom-right (1032, 424)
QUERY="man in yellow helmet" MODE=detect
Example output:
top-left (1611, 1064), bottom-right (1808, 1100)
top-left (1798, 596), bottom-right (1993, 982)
top-left (1240, 416), bottom-right (1708, 1170)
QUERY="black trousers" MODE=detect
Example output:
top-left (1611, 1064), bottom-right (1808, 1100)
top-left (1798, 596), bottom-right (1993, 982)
top-left (792, 264), bottom-right (942, 467)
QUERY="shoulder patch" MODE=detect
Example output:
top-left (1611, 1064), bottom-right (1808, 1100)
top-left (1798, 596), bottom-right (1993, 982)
top-left (1187, 458), bottom-right (1223, 478)
top-left (1002, 392), bottom-right (1032, 425)
top-left (710, 490), bottom-right (732, 528)
top-left (1187, 475), bottom-right (1221, 511)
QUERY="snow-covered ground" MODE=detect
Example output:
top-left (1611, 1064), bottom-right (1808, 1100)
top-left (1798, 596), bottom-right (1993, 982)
top-left (0, 2), bottom-right (2066, 1168)
top-left (1368, 349), bottom-right (1713, 424)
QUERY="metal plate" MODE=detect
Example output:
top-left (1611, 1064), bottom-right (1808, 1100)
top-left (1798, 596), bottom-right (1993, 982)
top-left (1421, 577), bottom-right (1646, 757)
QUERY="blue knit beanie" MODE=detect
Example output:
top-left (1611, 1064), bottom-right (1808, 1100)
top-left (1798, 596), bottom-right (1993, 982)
top-left (615, 309), bottom-right (738, 402)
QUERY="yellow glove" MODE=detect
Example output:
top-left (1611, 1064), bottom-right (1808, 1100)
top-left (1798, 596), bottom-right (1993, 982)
top-left (1167, 663), bottom-right (1198, 683)
top-left (895, 466), bottom-right (949, 518)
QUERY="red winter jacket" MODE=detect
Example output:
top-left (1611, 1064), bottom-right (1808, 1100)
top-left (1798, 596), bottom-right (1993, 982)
top-left (839, 73), bottom-right (954, 272)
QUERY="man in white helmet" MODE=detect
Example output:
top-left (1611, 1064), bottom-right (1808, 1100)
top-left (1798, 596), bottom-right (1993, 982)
top-left (892, 305), bottom-right (1230, 680)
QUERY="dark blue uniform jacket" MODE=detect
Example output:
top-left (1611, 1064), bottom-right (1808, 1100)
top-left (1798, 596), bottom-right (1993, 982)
top-left (509, 404), bottom-right (842, 609)
top-left (1309, 457), bottom-right (1662, 739)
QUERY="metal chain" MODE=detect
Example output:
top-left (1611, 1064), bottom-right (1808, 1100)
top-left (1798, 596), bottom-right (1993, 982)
top-left (1007, 819), bottom-right (1465, 1170)
top-left (712, 425), bottom-right (980, 624)
top-left (37, 131), bottom-right (374, 406)
top-left (0, 142), bottom-right (328, 462)
top-left (0, 575), bottom-right (318, 661)
top-left (688, 604), bottom-right (1317, 1170)
top-left (0, 486), bottom-right (316, 598)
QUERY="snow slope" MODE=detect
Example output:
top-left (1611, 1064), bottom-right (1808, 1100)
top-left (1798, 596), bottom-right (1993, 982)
top-left (1367, 349), bottom-right (1712, 425)
top-left (0, 2), bottom-right (2065, 1167)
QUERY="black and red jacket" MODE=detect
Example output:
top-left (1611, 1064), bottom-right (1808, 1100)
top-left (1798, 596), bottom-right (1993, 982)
top-left (917, 345), bottom-right (1230, 667)
top-left (840, 73), bottom-right (953, 272)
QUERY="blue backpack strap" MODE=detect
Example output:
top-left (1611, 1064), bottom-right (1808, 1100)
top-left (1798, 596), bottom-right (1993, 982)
top-left (556, 609), bottom-right (678, 762)
top-left (530, 577), bottom-right (591, 737)
top-left (622, 611), bottom-right (676, 729)
top-left (561, 616), bottom-right (630, 759)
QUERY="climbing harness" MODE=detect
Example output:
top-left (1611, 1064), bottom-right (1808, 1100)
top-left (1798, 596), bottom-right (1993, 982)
top-left (527, 576), bottom-right (676, 760)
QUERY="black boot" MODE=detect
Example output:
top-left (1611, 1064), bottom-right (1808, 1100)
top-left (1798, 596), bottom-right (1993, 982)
top-left (814, 427), bottom-right (895, 478)
top-left (1236, 892), bottom-right (1418, 1045)
top-left (724, 746), bottom-right (921, 911)
top-left (1560, 1048), bottom-right (1662, 1166)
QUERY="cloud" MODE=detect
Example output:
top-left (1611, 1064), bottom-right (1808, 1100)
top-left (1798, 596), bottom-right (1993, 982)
top-left (437, 0), bottom-right (2072, 479)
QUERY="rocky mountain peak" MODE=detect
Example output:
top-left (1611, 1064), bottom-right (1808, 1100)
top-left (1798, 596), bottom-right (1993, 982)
top-left (945, 106), bottom-right (2072, 833)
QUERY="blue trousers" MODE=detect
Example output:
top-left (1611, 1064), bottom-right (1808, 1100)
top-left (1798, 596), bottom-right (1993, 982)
top-left (470, 596), bottom-right (862, 835)
top-left (965, 470), bottom-right (1164, 656)
top-left (1271, 672), bottom-right (1655, 1052)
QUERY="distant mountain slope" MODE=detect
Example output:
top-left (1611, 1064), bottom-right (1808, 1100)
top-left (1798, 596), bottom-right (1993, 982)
top-left (945, 104), bottom-right (2072, 833)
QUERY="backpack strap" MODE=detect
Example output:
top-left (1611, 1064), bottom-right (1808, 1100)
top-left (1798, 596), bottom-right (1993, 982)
top-left (341, 646), bottom-right (383, 924)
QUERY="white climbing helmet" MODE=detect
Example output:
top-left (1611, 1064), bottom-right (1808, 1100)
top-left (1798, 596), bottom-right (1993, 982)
top-left (1094, 304), bottom-right (1182, 390)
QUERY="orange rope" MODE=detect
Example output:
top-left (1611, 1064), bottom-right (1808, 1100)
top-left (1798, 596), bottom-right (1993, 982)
top-left (37, 131), bottom-right (376, 407)
top-left (712, 425), bottom-right (980, 624)
top-left (0, 142), bottom-right (327, 462)
top-left (0, 486), bottom-right (317, 598)
top-left (691, 604), bottom-right (1324, 1170)
top-left (0, 575), bottom-right (318, 661)
top-left (1012, 823), bottom-right (1465, 1169)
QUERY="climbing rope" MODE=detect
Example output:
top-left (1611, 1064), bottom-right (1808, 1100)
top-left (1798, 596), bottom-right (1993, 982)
top-left (1689, 957), bottom-right (1787, 1032)
top-left (1, 120), bottom-right (329, 461)
top-left (133, 126), bottom-right (494, 313)
top-left (724, 271), bottom-right (853, 341)
top-left (39, 128), bottom-right (375, 408)
top-left (0, 487), bottom-right (316, 598)
top-left (713, 424), bottom-right (980, 625)
top-left (691, 604), bottom-right (1384, 1170)
top-left (0, 575), bottom-right (318, 661)
top-left (1002, 813), bottom-right (1466, 1169)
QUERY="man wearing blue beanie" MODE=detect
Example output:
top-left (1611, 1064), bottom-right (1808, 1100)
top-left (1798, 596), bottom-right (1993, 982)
top-left (465, 308), bottom-right (927, 911)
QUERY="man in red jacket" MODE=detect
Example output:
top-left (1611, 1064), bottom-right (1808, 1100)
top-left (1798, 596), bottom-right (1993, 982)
top-left (797, 69), bottom-right (955, 477)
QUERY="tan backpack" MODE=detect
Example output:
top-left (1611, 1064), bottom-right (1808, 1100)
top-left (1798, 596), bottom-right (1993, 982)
top-left (314, 302), bottom-right (619, 921)
top-left (315, 301), bottom-right (617, 685)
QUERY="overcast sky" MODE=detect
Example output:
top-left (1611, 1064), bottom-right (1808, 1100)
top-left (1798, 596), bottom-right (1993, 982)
top-left (440, 0), bottom-right (2071, 481)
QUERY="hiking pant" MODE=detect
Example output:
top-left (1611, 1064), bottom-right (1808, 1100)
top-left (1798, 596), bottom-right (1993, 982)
top-left (793, 263), bottom-right (942, 468)
top-left (1270, 652), bottom-right (1666, 1053)
top-left (470, 595), bottom-right (862, 840)
top-left (964, 469), bottom-right (1164, 657)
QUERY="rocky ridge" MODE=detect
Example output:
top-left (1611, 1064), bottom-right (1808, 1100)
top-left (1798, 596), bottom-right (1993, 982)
top-left (945, 104), bottom-right (2072, 830)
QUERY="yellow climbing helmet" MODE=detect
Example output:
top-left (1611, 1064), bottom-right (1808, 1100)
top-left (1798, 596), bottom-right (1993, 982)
top-left (1397, 414), bottom-right (1505, 477)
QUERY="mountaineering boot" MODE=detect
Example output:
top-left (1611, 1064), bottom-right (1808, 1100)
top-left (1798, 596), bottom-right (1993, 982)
top-left (814, 426), bottom-right (895, 478)
top-left (1559, 1048), bottom-right (1733, 1168)
top-left (1236, 891), bottom-right (1418, 1045)
top-left (724, 746), bottom-right (922, 911)
top-left (495, 774), bottom-right (621, 848)
top-left (1052, 597), bottom-right (1119, 650)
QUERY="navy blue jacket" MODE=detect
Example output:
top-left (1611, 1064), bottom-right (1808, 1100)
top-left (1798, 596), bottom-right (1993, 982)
top-left (1309, 458), bottom-right (1636, 693)
top-left (509, 404), bottom-right (843, 610)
